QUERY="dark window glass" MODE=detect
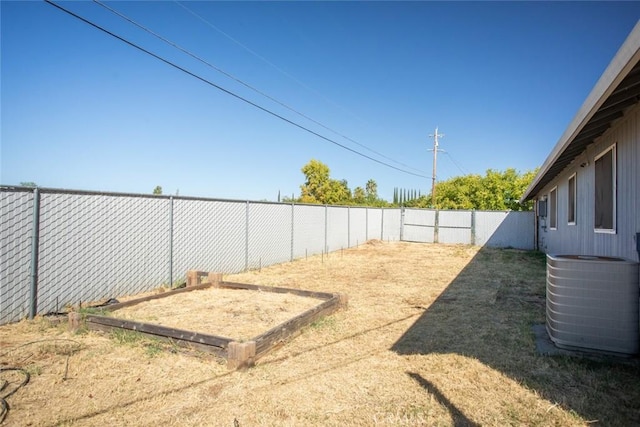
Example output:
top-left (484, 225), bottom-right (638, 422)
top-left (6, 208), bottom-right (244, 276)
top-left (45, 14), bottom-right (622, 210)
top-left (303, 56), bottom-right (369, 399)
top-left (594, 148), bottom-right (614, 230)
top-left (568, 174), bottom-right (576, 224)
top-left (549, 187), bottom-right (557, 229)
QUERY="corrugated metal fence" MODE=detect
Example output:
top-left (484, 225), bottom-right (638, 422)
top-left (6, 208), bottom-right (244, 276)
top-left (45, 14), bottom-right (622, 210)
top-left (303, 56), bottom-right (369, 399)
top-left (0, 186), bottom-right (533, 324)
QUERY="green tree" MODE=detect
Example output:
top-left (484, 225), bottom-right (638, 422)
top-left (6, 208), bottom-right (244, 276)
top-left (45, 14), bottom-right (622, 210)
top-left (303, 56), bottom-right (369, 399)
top-left (327, 179), bottom-right (351, 204)
top-left (353, 186), bottom-right (366, 204)
top-left (299, 159), bottom-right (351, 205)
top-left (282, 193), bottom-right (298, 203)
top-left (20, 182), bottom-right (37, 188)
top-left (365, 179), bottom-right (378, 202)
top-left (425, 168), bottom-right (538, 210)
top-left (153, 186), bottom-right (163, 195)
top-left (432, 174), bottom-right (482, 209)
top-left (299, 159), bottom-right (330, 203)
top-left (353, 187), bottom-right (367, 205)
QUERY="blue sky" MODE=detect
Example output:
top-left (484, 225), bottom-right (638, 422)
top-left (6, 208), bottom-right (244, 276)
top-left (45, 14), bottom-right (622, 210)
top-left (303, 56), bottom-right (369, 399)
top-left (2, 2), bottom-right (639, 202)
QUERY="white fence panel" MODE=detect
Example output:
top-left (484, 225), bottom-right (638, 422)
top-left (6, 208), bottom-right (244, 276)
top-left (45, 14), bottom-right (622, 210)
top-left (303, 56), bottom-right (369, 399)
top-left (367, 208), bottom-right (382, 241)
top-left (403, 208), bottom-right (435, 243)
top-left (382, 209), bottom-right (402, 241)
top-left (327, 206), bottom-right (349, 252)
top-left (174, 200), bottom-right (246, 275)
top-left (248, 203), bottom-right (292, 270)
top-left (475, 211), bottom-right (534, 250)
top-left (349, 207), bottom-right (367, 246)
top-left (38, 193), bottom-right (169, 315)
top-left (439, 210), bottom-right (472, 244)
top-left (292, 204), bottom-right (325, 259)
top-left (1, 190), bottom-right (34, 323)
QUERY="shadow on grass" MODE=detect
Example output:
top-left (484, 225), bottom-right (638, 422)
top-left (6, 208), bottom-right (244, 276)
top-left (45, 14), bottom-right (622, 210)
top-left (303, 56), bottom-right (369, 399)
top-left (392, 246), bottom-right (640, 425)
top-left (407, 372), bottom-right (480, 427)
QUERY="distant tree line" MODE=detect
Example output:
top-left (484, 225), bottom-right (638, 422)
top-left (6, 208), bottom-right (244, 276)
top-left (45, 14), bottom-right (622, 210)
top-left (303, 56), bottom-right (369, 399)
top-left (405, 168), bottom-right (538, 211)
top-left (392, 187), bottom-right (422, 206)
top-left (282, 159), bottom-right (387, 207)
top-left (284, 159), bottom-right (537, 211)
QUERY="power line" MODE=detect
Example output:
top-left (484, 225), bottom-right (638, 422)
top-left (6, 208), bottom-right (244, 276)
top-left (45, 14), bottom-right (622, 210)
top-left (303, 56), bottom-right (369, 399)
top-left (174, 1), bottom-right (372, 129)
top-left (443, 151), bottom-right (469, 176)
top-left (92, 0), bottom-right (426, 175)
top-left (44, 0), bottom-right (429, 179)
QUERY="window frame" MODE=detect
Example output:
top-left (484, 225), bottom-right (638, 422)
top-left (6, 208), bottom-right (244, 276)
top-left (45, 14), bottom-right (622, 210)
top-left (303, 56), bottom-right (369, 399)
top-left (594, 144), bottom-right (616, 234)
top-left (549, 186), bottom-right (557, 230)
top-left (567, 173), bottom-right (576, 225)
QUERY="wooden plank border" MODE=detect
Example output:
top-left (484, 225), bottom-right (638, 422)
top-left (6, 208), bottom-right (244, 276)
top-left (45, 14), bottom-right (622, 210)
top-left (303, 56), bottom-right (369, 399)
top-left (85, 315), bottom-right (233, 348)
top-left (78, 273), bottom-right (347, 370)
top-left (99, 280), bottom-right (332, 313)
top-left (98, 281), bottom-right (218, 311)
top-left (220, 281), bottom-right (336, 300)
top-left (85, 319), bottom-right (227, 357)
top-left (253, 295), bottom-right (342, 357)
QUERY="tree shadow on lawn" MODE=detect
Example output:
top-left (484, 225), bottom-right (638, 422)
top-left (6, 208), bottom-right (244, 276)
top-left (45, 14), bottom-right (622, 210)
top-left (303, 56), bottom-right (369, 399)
top-left (392, 246), bottom-right (640, 425)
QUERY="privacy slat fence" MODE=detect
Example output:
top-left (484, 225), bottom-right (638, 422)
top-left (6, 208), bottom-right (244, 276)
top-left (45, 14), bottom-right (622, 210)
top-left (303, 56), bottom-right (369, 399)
top-left (1, 186), bottom-right (534, 324)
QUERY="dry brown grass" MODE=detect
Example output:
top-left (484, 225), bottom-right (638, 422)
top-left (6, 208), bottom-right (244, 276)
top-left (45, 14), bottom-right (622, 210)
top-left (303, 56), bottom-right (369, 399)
top-left (1, 241), bottom-right (638, 426)
top-left (110, 287), bottom-right (322, 341)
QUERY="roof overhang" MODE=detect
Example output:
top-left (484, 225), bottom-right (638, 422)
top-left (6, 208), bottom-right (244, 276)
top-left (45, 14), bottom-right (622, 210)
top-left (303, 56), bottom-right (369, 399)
top-left (520, 20), bottom-right (640, 203)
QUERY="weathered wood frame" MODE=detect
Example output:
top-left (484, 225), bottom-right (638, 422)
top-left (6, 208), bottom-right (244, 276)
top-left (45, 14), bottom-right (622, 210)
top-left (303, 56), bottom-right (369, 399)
top-left (74, 272), bottom-right (347, 370)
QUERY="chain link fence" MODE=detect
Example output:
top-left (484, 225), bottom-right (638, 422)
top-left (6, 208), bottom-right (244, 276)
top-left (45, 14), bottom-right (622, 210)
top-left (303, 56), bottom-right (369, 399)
top-left (37, 192), bottom-right (169, 316)
top-left (173, 199), bottom-right (247, 276)
top-left (0, 187), bottom-right (403, 324)
top-left (292, 204), bottom-right (326, 260)
top-left (247, 203), bottom-right (292, 270)
top-left (0, 186), bottom-right (533, 324)
top-left (1, 189), bottom-right (33, 325)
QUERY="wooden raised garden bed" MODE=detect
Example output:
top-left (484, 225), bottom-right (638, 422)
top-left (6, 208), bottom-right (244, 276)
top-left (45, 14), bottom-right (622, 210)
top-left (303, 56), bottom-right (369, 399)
top-left (70, 271), bottom-right (347, 370)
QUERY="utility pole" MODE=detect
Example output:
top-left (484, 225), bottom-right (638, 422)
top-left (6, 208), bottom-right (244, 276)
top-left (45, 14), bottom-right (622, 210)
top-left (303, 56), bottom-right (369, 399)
top-left (428, 127), bottom-right (445, 208)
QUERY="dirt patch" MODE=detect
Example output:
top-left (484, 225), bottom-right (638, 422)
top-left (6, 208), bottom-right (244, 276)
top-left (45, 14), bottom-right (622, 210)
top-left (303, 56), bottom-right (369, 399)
top-left (1, 242), bottom-right (638, 426)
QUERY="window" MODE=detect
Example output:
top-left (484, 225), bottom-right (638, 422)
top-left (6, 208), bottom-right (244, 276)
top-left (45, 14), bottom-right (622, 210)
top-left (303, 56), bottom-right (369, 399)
top-left (537, 199), bottom-right (547, 217)
top-left (567, 173), bottom-right (576, 225)
top-left (549, 187), bottom-right (557, 230)
top-left (594, 145), bottom-right (616, 232)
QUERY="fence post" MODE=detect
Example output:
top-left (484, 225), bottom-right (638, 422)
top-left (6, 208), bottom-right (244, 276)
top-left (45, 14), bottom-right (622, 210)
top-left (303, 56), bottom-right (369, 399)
top-left (470, 210), bottom-right (476, 246)
top-left (434, 209), bottom-right (439, 244)
top-left (29, 188), bottom-right (41, 319)
top-left (347, 206), bottom-right (351, 248)
top-left (290, 203), bottom-right (294, 262)
top-left (365, 207), bottom-right (369, 241)
top-left (245, 201), bottom-right (250, 271)
top-left (169, 196), bottom-right (174, 288)
top-left (400, 207), bottom-right (405, 241)
top-left (324, 205), bottom-right (328, 254)
top-left (380, 208), bottom-right (384, 240)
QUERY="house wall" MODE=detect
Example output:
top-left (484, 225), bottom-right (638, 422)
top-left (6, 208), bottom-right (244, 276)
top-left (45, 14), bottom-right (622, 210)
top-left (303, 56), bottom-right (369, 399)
top-left (535, 103), bottom-right (640, 262)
